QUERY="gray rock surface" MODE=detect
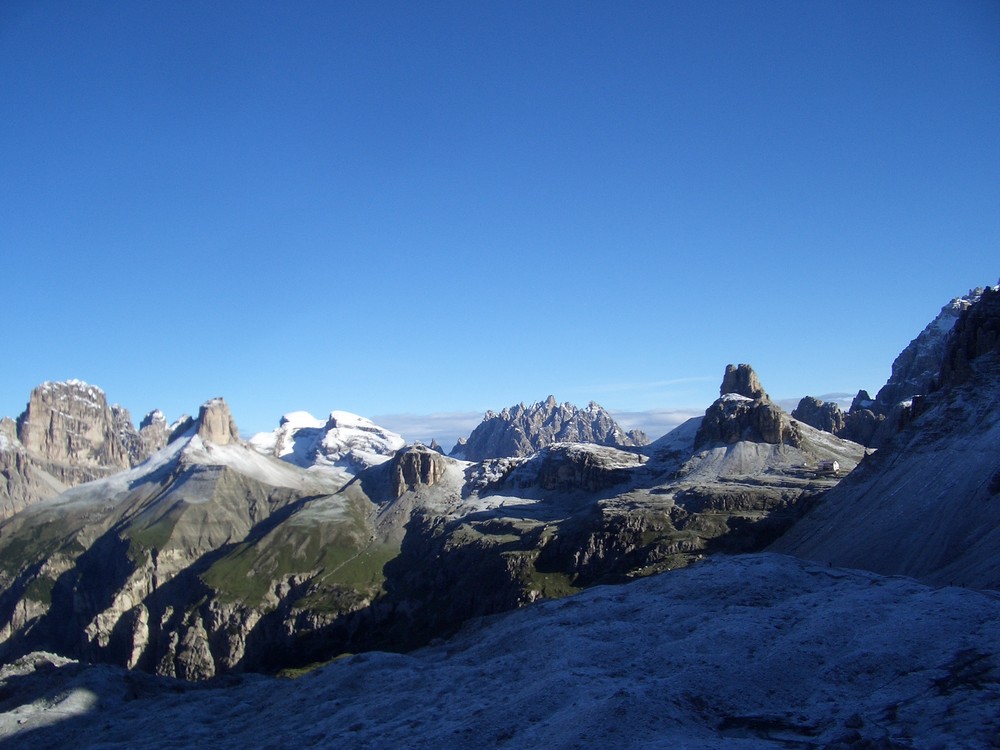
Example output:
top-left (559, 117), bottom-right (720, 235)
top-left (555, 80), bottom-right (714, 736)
top-left (720, 363), bottom-right (767, 400)
top-left (137, 411), bottom-right (169, 458)
top-left (452, 396), bottom-right (647, 461)
top-left (390, 445), bottom-right (449, 497)
top-left (791, 396), bottom-right (846, 434)
top-left (4, 554), bottom-right (999, 750)
top-left (195, 398), bottom-right (239, 445)
top-left (15, 381), bottom-right (132, 475)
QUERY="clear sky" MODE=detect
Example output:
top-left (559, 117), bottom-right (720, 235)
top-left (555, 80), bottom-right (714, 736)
top-left (1, 1), bottom-right (997, 448)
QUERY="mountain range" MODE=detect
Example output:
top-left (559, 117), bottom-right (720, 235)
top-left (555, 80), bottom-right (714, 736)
top-left (0, 282), bottom-right (998, 747)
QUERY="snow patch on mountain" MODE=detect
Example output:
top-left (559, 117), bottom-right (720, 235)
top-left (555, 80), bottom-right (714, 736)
top-left (249, 410), bottom-right (405, 475)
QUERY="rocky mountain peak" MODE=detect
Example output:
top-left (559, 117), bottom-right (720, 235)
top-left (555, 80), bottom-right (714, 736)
top-left (794, 284), bottom-right (1000, 448)
top-left (696, 365), bottom-right (800, 449)
top-left (791, 396), bottom-right (846, 435)
top-left (15, 379), bottom-right (131, 470)
top-left (938, 285), bottom-right (1000, 387)
top-left (451, 396), bottom-right (647, 461)
top-left (137, 409), bottom-right (169, 457)
top-left (872, 286), bottom-right (990, 413)
top-left (196, 398), bottom-right (240, 445)
top-left (720, 363), bottom-right (768, 401)
top-left (0, 416), bottom-right (18, 450)
top-left (140, 410), bottom-right (166, 430)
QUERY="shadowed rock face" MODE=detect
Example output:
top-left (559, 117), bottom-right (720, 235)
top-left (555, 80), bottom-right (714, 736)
top-left (939, 286), bottom-right (1000, 387)
top-left (873, 291), bottom-right (982, 412)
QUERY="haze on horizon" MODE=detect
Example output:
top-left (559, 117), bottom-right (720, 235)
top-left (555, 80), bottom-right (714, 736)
top-left (1, 1), bottom-right (997, 445)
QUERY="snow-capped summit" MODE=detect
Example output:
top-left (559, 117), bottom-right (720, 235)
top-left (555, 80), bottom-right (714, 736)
top-left (250, 409), bottom-right (405, 474)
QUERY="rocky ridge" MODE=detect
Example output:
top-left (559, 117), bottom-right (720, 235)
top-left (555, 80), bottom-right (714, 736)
top-left (451, 396), bottom-right (647, 461)
top-left (793, 284), bottom-right (998, 446)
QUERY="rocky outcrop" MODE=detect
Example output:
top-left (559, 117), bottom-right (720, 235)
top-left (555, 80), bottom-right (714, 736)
top-left (390, 445), bottom-right (449, 497)
top-left (495, 443), bottom-right (644, 494)
top-left (452, 396), bottom-right (647, 461)
top-left (195, 398), bottom-right (240, 445)
top-left (696, 366), bottom-right (801, 449)
top-left (791, 396), bottom-right (846, 434)
top-left (0, 443), bottom-right (68, 519)
top-left (720, 363), bottom-right (768, 400)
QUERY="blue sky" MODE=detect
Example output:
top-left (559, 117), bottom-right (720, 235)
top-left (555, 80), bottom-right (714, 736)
top-left (1, 1), bottom-right (997, 447)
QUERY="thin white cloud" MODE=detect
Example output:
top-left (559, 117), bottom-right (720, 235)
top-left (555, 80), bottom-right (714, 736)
top-left (371, 411), bottom-right (483, 451)
top-left (610, 408), bottom-right (705, 442)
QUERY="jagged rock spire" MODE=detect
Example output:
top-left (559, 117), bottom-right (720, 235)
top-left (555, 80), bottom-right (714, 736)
top-left (720, 364), bottom-right (768, 401)
top-left (196, 398), bottom-right (240, 445)
top-left (696, 364), bottom-right (800, 448)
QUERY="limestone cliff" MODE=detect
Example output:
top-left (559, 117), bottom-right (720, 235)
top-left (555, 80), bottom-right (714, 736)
top-left (0, 381), bottom-right (165, 518)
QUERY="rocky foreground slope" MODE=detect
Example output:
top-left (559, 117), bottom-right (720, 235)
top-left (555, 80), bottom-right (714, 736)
top-left (0, 365), bottom-right (862, 678)
top-left (2, 553), bottom-right (998, 750)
